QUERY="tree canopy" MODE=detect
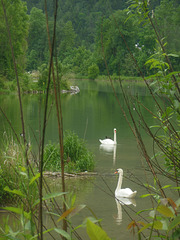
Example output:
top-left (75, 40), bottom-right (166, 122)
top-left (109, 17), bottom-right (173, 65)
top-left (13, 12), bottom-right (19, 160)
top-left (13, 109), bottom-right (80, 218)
top-left (0, 0), bottom-right (179, 82)
top-left (0, 0), bottom-right (29, 80)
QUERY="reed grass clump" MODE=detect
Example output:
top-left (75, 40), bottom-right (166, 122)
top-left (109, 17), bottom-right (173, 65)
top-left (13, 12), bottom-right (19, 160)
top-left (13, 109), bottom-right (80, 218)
top-left (0, 134), bottom-right (22, 204)
top-left (44, 130), bottom-right (95, 173)
top-left (0, 133), bottom-right (38, 207)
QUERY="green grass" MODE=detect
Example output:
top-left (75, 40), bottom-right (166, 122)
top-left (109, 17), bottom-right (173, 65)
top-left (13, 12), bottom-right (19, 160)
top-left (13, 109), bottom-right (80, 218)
top-left (0, 133), bottom-right (38, 206)
top-left (44, 131), bottom-right (95, 173)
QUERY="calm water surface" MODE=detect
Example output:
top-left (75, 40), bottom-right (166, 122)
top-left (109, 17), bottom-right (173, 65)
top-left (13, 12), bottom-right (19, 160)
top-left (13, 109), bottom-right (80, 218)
top-left (0, 80), bottom-right (170, 239)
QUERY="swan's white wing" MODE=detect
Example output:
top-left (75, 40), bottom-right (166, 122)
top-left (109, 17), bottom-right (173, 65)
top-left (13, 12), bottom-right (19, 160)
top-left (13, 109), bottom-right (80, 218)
top-left (99, 139), bottom-right (114, 145)
top-left (115, 188), bottom-right (137, 199)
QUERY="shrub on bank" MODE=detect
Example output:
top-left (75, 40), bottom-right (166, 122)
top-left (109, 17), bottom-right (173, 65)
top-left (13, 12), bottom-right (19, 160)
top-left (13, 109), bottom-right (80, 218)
top-left (88, 64), bottom-right (99, 80)
top-left (44, 131), bottom-right (95, 173)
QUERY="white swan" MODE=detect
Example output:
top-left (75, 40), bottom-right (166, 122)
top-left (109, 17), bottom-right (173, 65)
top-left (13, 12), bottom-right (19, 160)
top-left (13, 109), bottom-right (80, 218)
top-left (99, 128), bottom-right (117, 145)
top-left (115, 168), bottom-right (137, 199)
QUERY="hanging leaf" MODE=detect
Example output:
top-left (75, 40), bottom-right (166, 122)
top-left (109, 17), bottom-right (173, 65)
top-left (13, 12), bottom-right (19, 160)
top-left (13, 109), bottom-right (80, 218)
top-left (138, 223), bottom-right (151, 233)
top-left (86, 219), bottom-right (111, 240)
top-left (82, 217), bottom-right (101, 228)
top-left (4, 186), bottom-right (25, 198)
top-left (57, 207), bottom-right (75, 222)
top-left (127, 220), bottom-right (142, 230)
top-left (149, 125), bottom-right (160, 128)
top-left (46, 211), bottom-right (60, 218)
top-left (149, 210), bottom-right (156, 218)
top-left (19, 171), bottom-right (28, 177)
top-left (136, 208), bottom-right (153, 215)
top-left (2, 207), bottom-right (30, 219)
top-left (167, 198), bottom-right (177, 213)
top-left (54, 228), bottom-right (71, 240)
top-left (1, 234), bottom-right (20, 240)
top-left (167, 53), bottom-right (179, 57)
top-left (174, 100), bottom-right (180, 110)
top-left (69, 204), bottom-right (86, 218)
top-left (29, 173), bottom-right (40, 185)
top-left (153, 221), bottom-right (163, 230)
top-left (138, 221), bottom-right (146, 227)
top-left (162, 185), bottom-right (171, 189)
top-left (19, 166), bottom-right (27, 172)
top-left (71, 194), bottom-right (76, 207)
top-left (57, 202), bottom-right (86, 222)
top-left (33, 192), bottom-right (67, 207)
top-left (161, 219), bottom-right (169, 231)
top-left (140, 194), bottom-right (154, 198)
top-left (168, 216), bottom-right (180, 232)
top-left (160, 198), bottom-right (169, 206)
top-left (157, 205), bottom-right (174, 218)
top-left (175, 198), bottom-right (180, 207)
top-left (127, 220), bottom-right (135, 230)
top-left (171, 187), bottom-right (180, 190)
top-left (31, 228), bottom-right (54, 239)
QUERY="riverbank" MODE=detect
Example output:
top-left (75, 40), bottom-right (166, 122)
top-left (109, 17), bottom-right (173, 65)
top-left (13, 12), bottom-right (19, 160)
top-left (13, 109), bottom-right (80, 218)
top-left (0, 72), bottom-right (146, 94)
top-left (43, 171), bottom-right (98, 178)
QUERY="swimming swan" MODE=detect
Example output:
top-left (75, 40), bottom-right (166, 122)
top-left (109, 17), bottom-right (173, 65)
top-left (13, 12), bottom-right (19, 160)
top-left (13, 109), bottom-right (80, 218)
top-left (115, 168), bottom-right (137, 199)
top-left (99, 128), bottom-right (117, 145)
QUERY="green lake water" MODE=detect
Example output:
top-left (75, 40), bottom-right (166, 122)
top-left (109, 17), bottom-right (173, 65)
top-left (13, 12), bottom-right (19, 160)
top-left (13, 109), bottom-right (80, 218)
top-left (0, 79), bottom-right (174, 239)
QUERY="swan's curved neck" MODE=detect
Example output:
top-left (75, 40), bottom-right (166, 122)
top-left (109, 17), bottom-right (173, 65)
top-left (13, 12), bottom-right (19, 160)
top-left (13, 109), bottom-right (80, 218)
top-left (116, 171), bottom-right (123, 191)
top-left (114, 130), bottom-right (117, 144)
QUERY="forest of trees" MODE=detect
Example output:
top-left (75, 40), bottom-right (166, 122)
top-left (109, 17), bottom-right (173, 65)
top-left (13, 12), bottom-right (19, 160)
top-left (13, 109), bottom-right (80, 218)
top-left (0, 1), bottom-right (180, 239)
top-left (0, 0), bottom-right (180, 86)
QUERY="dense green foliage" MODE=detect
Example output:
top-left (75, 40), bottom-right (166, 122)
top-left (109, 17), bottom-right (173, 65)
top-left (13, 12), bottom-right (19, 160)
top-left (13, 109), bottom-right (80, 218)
top-left (120, 1), bottom-right (180, 238)
top-left (0, 131), bottom-right (94, 206)
top-left (0, 0), bottom-right (29, 80)
top-left (0, 0), bottom-right (179, 90)
top-left (0, 1), bottom-right (179, 239)
top-left (0, 134), bottom-right (39, 206)
top-left (26, 7), bottom-right (47, 70)
top-left (44, 131), bottom-right (94, 172)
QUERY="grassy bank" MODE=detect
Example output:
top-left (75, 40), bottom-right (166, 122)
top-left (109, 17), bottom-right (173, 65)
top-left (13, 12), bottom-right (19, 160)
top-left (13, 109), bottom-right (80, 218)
top-left (0, 131), bottom-right (94, 206)
top-left (0, 71), bottom-right (146, 94)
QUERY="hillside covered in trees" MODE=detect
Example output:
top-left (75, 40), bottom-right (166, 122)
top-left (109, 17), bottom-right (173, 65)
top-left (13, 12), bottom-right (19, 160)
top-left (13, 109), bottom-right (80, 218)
top-left (0, 0), bottom-right (179, 89)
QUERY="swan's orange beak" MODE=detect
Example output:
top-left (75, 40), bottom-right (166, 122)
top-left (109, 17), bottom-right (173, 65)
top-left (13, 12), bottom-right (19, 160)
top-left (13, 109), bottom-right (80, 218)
top-left (114, 171), bottom-right (118, 174)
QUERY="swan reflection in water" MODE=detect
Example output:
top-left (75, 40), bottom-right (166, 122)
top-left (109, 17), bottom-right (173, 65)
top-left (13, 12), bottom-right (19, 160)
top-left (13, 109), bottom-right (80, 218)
top-left (114, 168), bottom-right (137, 224)
top-left (99, 144), bottom-right (117, 166)
top-left (114, 197), bottom-right (136, 225)
top-left (99, 128), bottom-right (117, 165)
